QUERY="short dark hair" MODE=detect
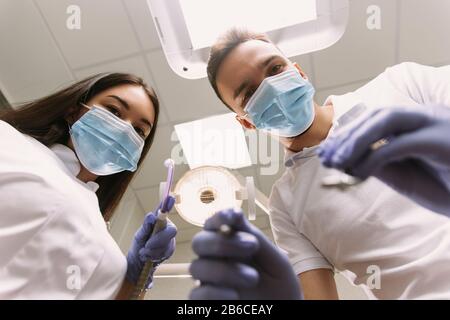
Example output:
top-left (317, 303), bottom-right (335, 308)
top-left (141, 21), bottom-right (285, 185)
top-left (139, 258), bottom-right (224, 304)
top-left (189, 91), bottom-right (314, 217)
top-left (207, 28), bottom-right (272, 109)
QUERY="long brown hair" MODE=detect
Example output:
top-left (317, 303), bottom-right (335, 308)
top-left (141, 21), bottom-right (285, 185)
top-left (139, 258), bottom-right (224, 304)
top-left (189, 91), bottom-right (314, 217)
top-left (0, 73), bottom-right (159, 221)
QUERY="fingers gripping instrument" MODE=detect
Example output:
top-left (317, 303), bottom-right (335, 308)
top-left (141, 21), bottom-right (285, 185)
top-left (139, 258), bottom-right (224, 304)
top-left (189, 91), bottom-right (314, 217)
top-left (130, 159), bottom-right (175, 300)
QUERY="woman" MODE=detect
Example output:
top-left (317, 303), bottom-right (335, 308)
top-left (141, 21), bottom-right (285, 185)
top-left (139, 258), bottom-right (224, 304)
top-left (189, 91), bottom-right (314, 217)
top-left (0, 73), bottom-right (177, 299)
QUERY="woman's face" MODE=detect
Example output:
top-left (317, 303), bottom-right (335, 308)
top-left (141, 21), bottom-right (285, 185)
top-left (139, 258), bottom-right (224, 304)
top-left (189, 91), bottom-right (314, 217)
top-left (68, 84), bottom-right (156, 181)
top-left (78, 84), bottom-right (156, 139)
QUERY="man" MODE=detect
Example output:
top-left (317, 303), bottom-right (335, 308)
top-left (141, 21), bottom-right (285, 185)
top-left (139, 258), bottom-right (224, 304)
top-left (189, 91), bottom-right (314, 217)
top-left (189, 28), bottom-right (450, 299)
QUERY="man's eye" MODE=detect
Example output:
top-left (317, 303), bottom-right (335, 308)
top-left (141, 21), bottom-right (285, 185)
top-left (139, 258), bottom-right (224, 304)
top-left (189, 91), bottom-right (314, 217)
top-left (243, 88), bottom-right (256, 104)
top-left (269, 64), bottom-right (283, 76)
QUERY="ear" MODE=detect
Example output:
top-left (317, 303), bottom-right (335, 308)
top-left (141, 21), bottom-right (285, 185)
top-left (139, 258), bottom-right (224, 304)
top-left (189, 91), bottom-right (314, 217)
top-left (293, 63), bottom-right (308, 80)
top-left (235, 115), bottom-right (256, 130)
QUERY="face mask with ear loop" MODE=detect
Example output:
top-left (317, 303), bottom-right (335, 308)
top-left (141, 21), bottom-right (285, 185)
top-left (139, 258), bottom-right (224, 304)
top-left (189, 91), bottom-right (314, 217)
top-left (69, 104), bottom-right (145, 176)
top-left (242, 68), bottom-right (316, 138)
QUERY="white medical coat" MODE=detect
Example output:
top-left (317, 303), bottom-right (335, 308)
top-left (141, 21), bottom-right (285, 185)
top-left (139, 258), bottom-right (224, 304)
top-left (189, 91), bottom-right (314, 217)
top-left (269, 62), bottom-right (450, 299)
top-left (0, 120), bottom-right (127, 299)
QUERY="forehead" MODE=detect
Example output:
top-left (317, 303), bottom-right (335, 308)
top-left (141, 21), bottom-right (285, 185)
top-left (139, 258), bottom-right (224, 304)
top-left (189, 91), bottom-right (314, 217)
top-left (96, 84), bottom-right (149, 104)
top-left (94, 84), bottom-right (155, 121)
top-left (216, 40), bottom-right (282, 100)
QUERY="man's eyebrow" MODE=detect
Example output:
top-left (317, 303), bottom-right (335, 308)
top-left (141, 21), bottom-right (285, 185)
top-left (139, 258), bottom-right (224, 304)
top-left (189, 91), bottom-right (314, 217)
top-left (259, 54), bottom-right (281, 69)
top-left (233, 55), bottom-right (282, 101)
top-left (108, 95), bottom-right (130, 110)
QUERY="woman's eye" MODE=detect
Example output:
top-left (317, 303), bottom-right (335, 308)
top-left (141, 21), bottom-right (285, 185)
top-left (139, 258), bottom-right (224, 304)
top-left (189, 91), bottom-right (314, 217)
top-left (135, 127), bottom-right (146, 139)
top-left (106, 105), bottom-right (121, 118)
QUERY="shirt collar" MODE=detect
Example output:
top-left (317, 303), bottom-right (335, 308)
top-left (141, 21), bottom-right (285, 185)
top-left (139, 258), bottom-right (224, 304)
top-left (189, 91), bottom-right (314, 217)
top-left (284, 93), bottom-right (365, 168)
top-left (50, 144), bottom-right (100, 192)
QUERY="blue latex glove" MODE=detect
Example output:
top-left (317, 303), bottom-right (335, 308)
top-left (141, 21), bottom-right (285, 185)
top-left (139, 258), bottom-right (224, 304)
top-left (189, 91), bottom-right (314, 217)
top-left (189, 209), bottom-right (302, 300)
top-left (126, 196), bottom-right (177, 288)
top-left (318, 104), bottom-right (450, 216)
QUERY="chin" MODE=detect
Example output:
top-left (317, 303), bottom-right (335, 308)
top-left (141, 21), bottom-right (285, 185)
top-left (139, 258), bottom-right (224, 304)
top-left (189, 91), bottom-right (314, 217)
top-left (281, 128), bottom-right (310, 141)
top-left (279, 135), bottom-right (300, 149)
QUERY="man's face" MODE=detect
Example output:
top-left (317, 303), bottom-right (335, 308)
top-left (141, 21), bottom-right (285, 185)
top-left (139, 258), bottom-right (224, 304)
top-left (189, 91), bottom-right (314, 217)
top-left (216, 40), bottom-right (307, 130)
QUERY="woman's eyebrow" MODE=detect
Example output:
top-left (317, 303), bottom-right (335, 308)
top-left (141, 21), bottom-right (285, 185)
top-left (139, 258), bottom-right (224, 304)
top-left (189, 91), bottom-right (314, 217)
top-left (107, 94), bottom-right (153, 128)
top-left (107, 95), bottom-right (130, 110)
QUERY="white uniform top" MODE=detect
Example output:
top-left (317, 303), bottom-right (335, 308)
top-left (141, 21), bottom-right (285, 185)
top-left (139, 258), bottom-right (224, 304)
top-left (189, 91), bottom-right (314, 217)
top-left (0, 120), bottom-right (127, 299)
top-left (269, 62), bottom-right (450, 299)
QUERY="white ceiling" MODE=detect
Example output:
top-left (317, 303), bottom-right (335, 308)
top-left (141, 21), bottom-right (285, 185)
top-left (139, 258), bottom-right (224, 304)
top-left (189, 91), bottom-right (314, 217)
top-left (1, 0), bottom-right (450, 299)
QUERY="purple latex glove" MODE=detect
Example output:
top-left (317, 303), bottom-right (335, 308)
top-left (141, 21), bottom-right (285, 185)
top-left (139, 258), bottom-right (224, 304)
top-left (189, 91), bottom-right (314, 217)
top-left (318, 104), bottom-right (450, 216)
top-left (189, 208), bottom-right (303, 300)
top-left (126, 196), bottom-right (177, 288)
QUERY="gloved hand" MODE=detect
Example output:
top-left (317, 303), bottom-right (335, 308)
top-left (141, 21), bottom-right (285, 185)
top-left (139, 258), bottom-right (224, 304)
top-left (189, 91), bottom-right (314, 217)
top-left (126, 196), bottom-right (177, 288)
top-left (189, 208), bottom-right (302, 300)
top-left (318, 104), bottom-right (450, 216)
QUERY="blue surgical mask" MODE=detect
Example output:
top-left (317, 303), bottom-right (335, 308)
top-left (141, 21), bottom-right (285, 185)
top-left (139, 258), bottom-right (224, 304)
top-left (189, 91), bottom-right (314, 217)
top-left (243, 69), bottom-right (315, 137)
top-left (69, 104), bottom-right (144, 176)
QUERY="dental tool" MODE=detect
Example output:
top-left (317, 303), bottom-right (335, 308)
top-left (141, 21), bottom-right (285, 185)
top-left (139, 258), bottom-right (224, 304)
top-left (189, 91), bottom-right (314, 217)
top-left (130, 158), bottom-right (175, 300)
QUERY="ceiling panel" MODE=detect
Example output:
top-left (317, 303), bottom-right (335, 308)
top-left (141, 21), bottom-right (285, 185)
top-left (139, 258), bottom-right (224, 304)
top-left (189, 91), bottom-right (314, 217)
top-left (36, 0), bottom-right (141, 69)
top-left (0, 0), bottom-right (73, 104)
top-left (73, 54), bottom-right (169, 125)
top-left (146, 51), bottom-right (228, 123)
top-left (122, 0), bottom-right (162, 51)
top-left (312, 0), bottom-right (397, 89)
top-left (398, 0), bottom-right (450, 65)
top-left (73, 55), bottom-right (154, 86)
